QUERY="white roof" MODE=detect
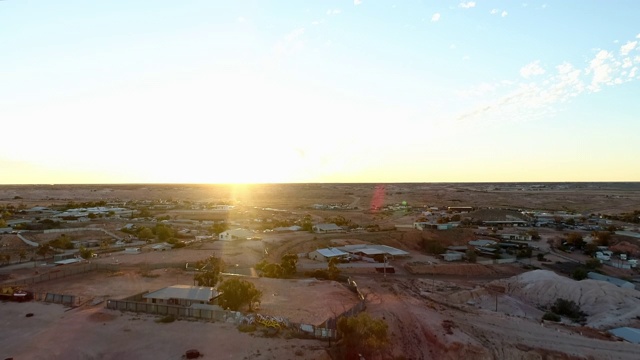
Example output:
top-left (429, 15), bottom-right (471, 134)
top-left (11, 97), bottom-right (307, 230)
top-left (143, 285), bottom-right (219, 302)
top-left (338, 244), bottom-right (409, 257)
top-left (315, 248), bottom-right (348, 258)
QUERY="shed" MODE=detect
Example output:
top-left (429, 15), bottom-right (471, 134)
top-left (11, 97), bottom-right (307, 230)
top-left (219, 228), bottom-right (256, 241)
top-left (143, 285), bottom-right (220, 306)
top-left (309, 248), bottom-right (349, 262)
top-left (312, 223), bottom-right (344, 233)
top-left (441, 252), bottom-right (464, 262)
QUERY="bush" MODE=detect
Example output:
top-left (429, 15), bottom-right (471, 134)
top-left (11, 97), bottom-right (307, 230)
top-left (237, 324), bottom-right (256, 333)
top-left (542, 312), bottom-right (560, 322)
top-left (156, 315), bottom-right (176, 323)
top-left (572, 267), bottom-right (588, 280)
top-left (550, 298), bottom-right (586, 322)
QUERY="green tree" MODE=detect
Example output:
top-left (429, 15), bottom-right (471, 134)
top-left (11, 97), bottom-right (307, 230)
top-left (210, 222), bottom-right (229, 235)
top-left (0, 218), bottom-right (7, 227)
top-left (217, 278), bottom-right (262, 312)
top-left (0, 253), bottom-right (10, 265)
top-left (137, 227), bottom-right (154, 240)
top-left (79, 247), bottom-right (94, 260)
top-left (337, 313), bottom-right (389, 359)
top-left (327, 257), bottom-right (340, 280)
top-left (18, 249), bottom-right (27, 263)
top-left (194, 256), bottom-right (225, 287)
top-left (280, 253), bottom-right (298, 277)
top-left (300, 214), bottom-right (313, 232)
top-left (262, 263), bottom-right (284, 278)
top-left (36, 243), bottom-right (53, 260)
top-left (154, 224), bottom-right (174, 242)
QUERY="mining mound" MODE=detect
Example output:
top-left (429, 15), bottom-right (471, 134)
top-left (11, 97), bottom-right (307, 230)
top-left (493, 270), bottom-right (640, 329)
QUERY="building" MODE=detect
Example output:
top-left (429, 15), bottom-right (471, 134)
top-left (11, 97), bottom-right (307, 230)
top-left (338, 244), bottom-right (410, 259)
top-left (309, 248), bottom-right (349, 262)
top-left (441, 252), bottom-right (464, 262)
top-left (150, 242), bottom-right (173, 251)
top-left (219, 228), bottom-right (257, 241)
top-left (499, 233), bottom-right (532, 241)
top-left (312, 223), bottom-right (344, 233)
top-left (414, 222), bottom-right (460, 231)
top-left (143, 285), bottom-right (220, 306)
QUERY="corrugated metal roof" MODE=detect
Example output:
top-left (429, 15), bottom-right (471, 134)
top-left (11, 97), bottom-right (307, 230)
top-left (315, 248), bottom-right (348, 257)
top-left (143, 285), bottom-right (219, 302)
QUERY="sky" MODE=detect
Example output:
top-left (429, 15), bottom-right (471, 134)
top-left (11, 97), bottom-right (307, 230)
top-left (1, 1), bottom-right (639, 184)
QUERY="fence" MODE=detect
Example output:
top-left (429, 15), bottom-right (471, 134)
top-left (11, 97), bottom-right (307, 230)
top-left (2, 263), bottom-right (119, 286)
top-left (105, 298), bottom-right (338, 339)
top-left (44, 293), bottom-right (78, 306)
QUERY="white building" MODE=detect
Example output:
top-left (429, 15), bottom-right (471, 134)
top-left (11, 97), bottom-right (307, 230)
top-left (219, 228), bottom-right (256, 241)
top-left (309, 248), bottom-right (349, 262)
top-left (312, 223), bottom-right (344, 233)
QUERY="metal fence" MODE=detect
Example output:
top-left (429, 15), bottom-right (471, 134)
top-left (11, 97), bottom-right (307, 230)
top-left (3, 263), bottom-right (119, 286)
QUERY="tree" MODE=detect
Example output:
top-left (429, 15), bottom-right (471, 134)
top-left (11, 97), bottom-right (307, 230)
top-left (36, 243), bottom-right (52, 260)
top-left (465, 249), bottom-right (477, 263)
top-left (194, 256), bottom-right (225, 287)
top-left (217, 278), bottom-right (262, 312)
top-left (337, 312), bottom-right (389, 359)
top-left (0, 253), bottom-right (10, 265)
top-left (154, 223), bottom-right (174, 242)
top-left (18, 250), bottom-right (26, 263)
top-left (0, 218), bottom-right (7, 227)
top-left (280, 253), bottom-right (298, 277)
top-left (210, 222), bottom-right (229, 235)
top-left (592, 231), bottom-right (611, 246)
top-left (137, 227), bottom-right (154, 240)
top-left (327, 257), bottom-right (340, 280)
top-left (262, 263), bottom-right (284, 278)
top-left (79, 247), bottom-right (94, 260)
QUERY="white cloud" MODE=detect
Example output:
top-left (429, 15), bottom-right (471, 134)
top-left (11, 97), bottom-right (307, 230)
top-left (501, 11), bottom-right (508, 17)
top-left (459, 2), bottom-right (476, 9)
top-left (236, 16), bottom-right (246, 23)
top-left (630, 67), bottom-right (638, 78)
top-left (622, 58), bottom-right (633, 68)
top-left (431, 13), bottom-right (441, 22)
top-left (620, 41), bottom-right (638, 55)
top-left (588, 50), bottom-right (613, 91)
top-left (520, 61), bottom-right (546, 78)
top-left (327, 8), bottom-right (342, 15)
top-left (354, 0), bottom-right (362, 5)
top-left (490, 9), bottom-right (499, 14)
top-left (637, 33), bottom-right (640, 39)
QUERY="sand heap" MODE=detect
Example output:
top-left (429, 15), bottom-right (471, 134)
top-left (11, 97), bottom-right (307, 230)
top-left (494, 270), bottom-right (640, 329)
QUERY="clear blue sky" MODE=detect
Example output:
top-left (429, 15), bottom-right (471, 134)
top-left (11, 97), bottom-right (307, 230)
top-left (2, 1), bottom-right (639, 184)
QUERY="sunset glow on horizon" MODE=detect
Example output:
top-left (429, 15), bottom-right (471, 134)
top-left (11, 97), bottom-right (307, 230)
top-left (2, 1), bottom-right (639, 184)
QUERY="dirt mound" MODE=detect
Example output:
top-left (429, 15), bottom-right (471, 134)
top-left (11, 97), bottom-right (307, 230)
top-left (419, 228), bottom-right (479, 247)
top-left (463, 209), bottom-right (528, 222)
top-left (609, 241), bottom-right (640, 257)
top-left (494, 270), bottom-right (640, 329)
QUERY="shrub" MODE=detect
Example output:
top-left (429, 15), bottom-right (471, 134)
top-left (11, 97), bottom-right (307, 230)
top-left (156, 315), bottom-right (176, 323)
top-left (542, 312), bottom-right (560, 322)
top-left (572, 267), bottom-right (588, 280)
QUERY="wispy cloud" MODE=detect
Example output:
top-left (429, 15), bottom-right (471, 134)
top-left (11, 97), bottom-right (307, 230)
top-left (620, 41), bottom-right (637, 55)
top-left (327, 8), bottom-right (342, 16)
top-left (456, 35), bottom-right (640, 123)
top-left (354, 0), bottom-right (362, 5)
top-left (431, 13), bottom-right (441, 22)
top-left (273, 28), bottom-right (306, 57)
top-left (501, 11), bottom-right (508, 17)
top-left (459, 2), bottom-right (476, 9)
top-left (490, 9), bottom-right (499, 14)
top-left (520, 61), bottom-right (545, 78)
